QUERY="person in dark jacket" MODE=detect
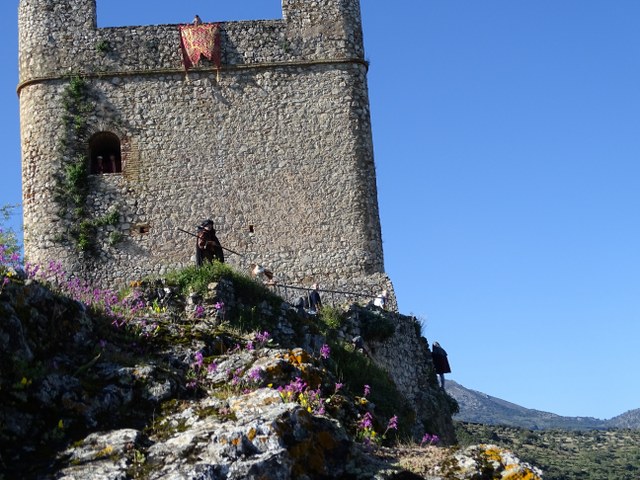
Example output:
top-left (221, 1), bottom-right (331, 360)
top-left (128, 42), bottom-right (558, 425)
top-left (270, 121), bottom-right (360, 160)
top-left (431, 341), bottom-right (451, 390)
top-left (307, 283), bottom-right (322, 313)
top-left (195, 220), bottom-right (224, 267)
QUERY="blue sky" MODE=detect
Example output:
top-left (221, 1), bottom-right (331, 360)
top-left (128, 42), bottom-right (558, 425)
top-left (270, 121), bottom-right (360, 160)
top-left (2, 1), bottom-right (639, 420)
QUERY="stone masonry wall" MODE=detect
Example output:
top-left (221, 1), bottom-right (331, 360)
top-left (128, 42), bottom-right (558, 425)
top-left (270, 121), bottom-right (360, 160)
top-left (18, 0), bottom-right (391, 301)
top-left (338, 306), bottom-right (457, 441)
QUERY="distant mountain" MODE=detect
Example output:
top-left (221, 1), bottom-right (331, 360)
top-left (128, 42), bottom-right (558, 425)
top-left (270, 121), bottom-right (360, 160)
top-left (608, 409), bottom-right (640, 429)
top-left (447, 380), bottom-right (640, 430)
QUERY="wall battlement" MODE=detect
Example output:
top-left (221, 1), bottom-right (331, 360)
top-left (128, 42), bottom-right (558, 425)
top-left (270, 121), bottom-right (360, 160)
top-left (19, 0), bottom-right (364, 85)
top-left (18, 0), bottom-right (392, 300)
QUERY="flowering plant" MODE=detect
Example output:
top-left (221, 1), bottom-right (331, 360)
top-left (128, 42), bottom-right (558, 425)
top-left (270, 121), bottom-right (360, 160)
top-left (227, 366), bottom-right (263, 394)
top-left (0, 235), bottom-right (21, 294)
top-left (356, 412), bottom-right (399, 448)
top-left (421, 433), bottom-right (440, 446)
top-left (354, 384), bottom-right (398, 448)
top-left (277, 377), bottom-right (326, 415)
top-left (194, 304), bottom-right (206, 318)
top-left (186, 350), bottom-right (219, 390)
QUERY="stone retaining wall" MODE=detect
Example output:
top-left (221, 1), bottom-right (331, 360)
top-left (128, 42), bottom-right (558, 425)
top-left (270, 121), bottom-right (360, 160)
top-left (339, 307), bottom-right (457, 440)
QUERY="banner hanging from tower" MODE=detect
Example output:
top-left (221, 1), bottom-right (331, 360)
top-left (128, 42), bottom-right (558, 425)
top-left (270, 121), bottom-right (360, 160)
top-left (179, 23), bottom-right (221, 71)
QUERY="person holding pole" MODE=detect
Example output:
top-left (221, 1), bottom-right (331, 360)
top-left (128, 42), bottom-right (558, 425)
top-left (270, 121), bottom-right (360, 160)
top-left (196, 220), bottom-right (224, 267)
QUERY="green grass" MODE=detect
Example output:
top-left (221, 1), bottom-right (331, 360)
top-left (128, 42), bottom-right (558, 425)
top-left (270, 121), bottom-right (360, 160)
top-left (163, 261), bottom-right (229, 295)
top-left (164, 261), bottom-right (280, 306)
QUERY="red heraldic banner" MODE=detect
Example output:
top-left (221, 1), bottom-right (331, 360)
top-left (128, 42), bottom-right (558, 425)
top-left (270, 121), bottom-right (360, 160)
top-left (179, 23), bottom-right (221, 71)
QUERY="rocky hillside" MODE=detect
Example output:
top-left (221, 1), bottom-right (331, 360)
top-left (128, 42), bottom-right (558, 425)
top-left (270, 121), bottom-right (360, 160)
top-left (607, 409), bottom-right (640, 429)
top-left (448, 381), bottom-right (639, 430)
top-left (456, 422), bottom-right (640, 480)
top-left (0, 261), bottom-right (541, 479)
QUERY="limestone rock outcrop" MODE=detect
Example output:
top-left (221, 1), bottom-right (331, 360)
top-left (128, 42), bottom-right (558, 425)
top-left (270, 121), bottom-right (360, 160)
top-left (0, 273), bottom-right (538, 479)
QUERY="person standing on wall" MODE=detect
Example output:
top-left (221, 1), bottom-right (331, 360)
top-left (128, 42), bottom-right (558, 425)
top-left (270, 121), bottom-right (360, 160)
top-left (431, 341), bottom-right (452, 390)
top-left (195, 219), bottom-right (224, 267)
top-left (307, 283), bottom-right (323, 314)
top-left (373, 289), bottom-right (389, 310)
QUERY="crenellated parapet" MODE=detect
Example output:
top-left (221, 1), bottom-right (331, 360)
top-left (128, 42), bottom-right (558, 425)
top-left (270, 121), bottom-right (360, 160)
top-left (18, 0), bottom-right (366, 87)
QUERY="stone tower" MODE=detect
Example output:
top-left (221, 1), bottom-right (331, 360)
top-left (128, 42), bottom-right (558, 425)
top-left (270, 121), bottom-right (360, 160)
top-left (18, 0), bottom-right (392, 300)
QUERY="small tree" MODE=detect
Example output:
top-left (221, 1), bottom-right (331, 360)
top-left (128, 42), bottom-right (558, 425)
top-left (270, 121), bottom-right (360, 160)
top-left (0, 203), bottom-right (21, 260)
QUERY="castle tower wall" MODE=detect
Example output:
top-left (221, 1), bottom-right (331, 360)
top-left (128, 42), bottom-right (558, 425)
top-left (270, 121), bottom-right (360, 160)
top-left (18, 0), bottom-right (391, 299)
top-left (19, 0), bottom-right (97, 81)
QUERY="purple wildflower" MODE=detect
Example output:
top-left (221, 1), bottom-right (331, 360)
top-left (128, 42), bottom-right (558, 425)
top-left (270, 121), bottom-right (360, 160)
top-left (421, 433), bottom-right (440, 446)
top-left (25, 262), bottom-right (39, 278)
top-left (387, 415), bottom-right (398, 431)
top-left (291, 377), bottom-right (307, 393)
top-left (194, 304), bottom-right (205, 318)
top-left (360, 412), bottom-right (374, 430)
top-left (363, 384), bottom-right (371, 397)
top-left (320, 344), bottom-right (331, 359)
top-left (255, 331), bottom-right (271, 344)
top-left (207, 362), bottom-right (218, 373)
top-left (247, 368), bottom-right (262, 383)
top-left (194, 351), bottom-right (204, 369)
top-left (231, 367), bottom-right (243, 385)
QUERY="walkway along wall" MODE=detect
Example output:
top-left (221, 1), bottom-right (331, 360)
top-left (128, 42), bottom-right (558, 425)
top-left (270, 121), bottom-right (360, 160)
top-left (18, 0), bottom-right (393, 300)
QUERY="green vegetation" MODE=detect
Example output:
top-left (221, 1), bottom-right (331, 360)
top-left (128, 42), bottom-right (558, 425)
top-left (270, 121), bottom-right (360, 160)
top-left (95, 40), bottom-right (110, 53)
top-left (164, 261), bottom-right (278, 304)
top-left (329, 340), bottom-right (414, 439)
top-left (0, 203), bottom-right (20, 258)
top-left (163, 261), bottom-right (283, 335)
top-left (54, 76), bottom-right (120, 254)
top-left (163, 261), bottom-right (226, 295)
top-left (317, 306), bottom-right (344, 333)
top-left (359, 308), bottom-right (395, 342)
top-left (456, 422), bottom-right (640, 480)
top-left (56, 77), bottom-right (90, 223)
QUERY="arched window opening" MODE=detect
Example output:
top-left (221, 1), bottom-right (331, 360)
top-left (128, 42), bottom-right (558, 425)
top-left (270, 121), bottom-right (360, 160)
top-left (89, 132), bottom-right (122, 174)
